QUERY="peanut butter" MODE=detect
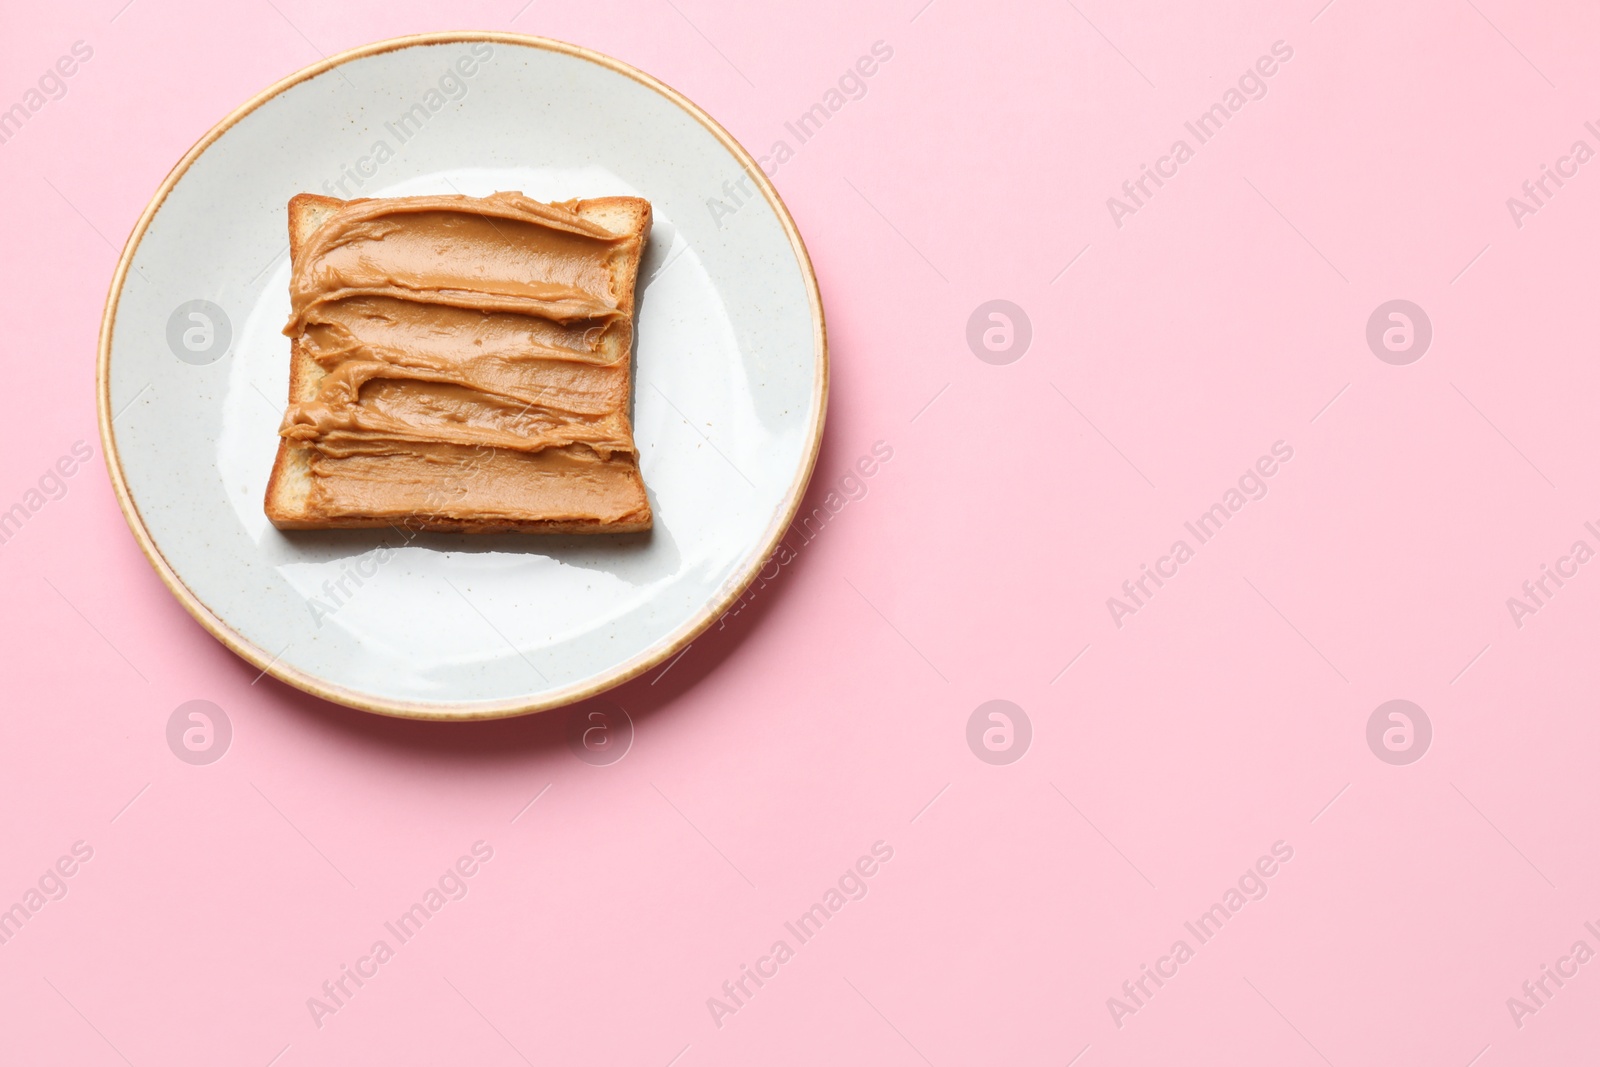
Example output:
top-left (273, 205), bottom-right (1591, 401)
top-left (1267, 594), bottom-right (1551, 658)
top-left (279, 192), bottom-right (650, 528)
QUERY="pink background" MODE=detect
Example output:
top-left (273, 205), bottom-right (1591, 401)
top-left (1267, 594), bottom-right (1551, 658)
top-left (3, 0), bottom-right (1599, 1063)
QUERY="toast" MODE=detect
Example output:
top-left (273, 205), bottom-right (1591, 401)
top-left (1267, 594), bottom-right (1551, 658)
top-left (264, 191), bottom-right (653, 533)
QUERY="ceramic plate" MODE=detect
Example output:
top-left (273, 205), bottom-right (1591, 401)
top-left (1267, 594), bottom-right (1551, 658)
top-left (97, 33), bottom-right (827, 719)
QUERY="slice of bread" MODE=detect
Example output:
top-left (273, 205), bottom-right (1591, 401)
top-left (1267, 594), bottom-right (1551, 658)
top-left (264, 192), bottom-right (652, 534)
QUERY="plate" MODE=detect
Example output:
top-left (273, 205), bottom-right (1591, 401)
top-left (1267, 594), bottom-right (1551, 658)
top-left (97, 33), bottom-right (827, 719)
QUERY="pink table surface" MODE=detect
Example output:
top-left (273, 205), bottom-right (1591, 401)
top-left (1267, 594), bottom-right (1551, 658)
top-left (3, 1), bottom-right (1599, 1064)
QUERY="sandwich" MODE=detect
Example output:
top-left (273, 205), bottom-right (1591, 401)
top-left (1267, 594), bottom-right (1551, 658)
top-left (264, 190), bottom-right (653, 533)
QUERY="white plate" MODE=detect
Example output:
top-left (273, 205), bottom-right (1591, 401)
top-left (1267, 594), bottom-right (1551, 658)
top-left (98, 33), bottom-right (827, 719)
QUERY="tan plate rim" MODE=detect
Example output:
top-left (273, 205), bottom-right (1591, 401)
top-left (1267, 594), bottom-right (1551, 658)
top-left (95, 31), bottom-right (829, 721)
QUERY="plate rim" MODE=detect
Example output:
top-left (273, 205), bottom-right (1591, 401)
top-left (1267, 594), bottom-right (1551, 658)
top-left (95, 30), bottom-right (829, 721)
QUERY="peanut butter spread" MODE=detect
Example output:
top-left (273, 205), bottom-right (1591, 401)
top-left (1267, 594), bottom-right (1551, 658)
top-left (278, 192), bottom-right (651, 528)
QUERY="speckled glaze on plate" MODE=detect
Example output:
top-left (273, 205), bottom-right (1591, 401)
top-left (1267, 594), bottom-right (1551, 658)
top-left (97, 33), bottom-right (827, 719)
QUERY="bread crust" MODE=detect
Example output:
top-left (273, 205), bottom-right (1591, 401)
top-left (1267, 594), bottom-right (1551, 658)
top-left (264, 192), bottom-right (652, 533)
